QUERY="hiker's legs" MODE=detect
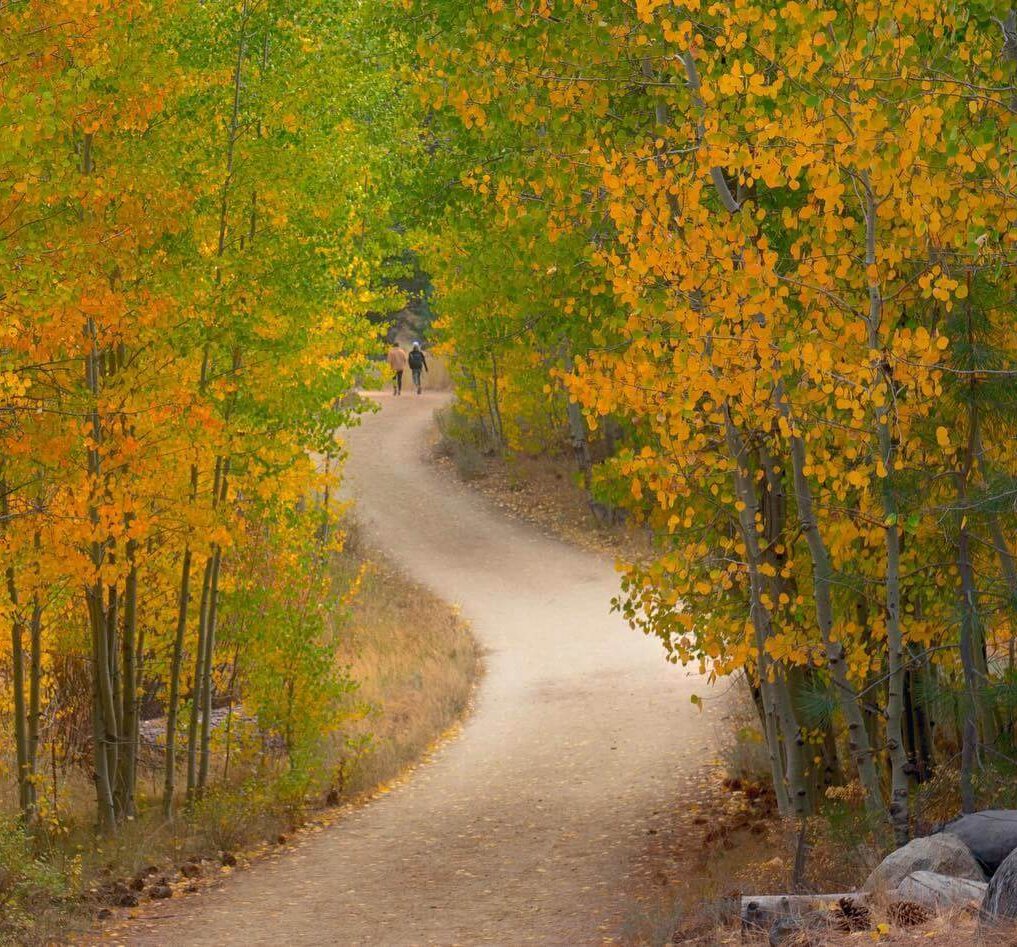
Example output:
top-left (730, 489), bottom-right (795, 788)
top-left (394, 370), bottom-right (403, 395)
top-left (412, 368), bottom-right (422, 393)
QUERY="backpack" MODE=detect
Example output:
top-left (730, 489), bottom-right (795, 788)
top-left (408, 349), bottom-right (424, 370)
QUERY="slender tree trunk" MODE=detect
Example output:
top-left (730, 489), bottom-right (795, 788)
top-left (872, 394), bottom-right (911, 838)
top-left (80, 124), bottom-right (124, 830)
top-left (7, 570), bottom-right (31, 817)
top-left (723, 412), bottom-right (807, 816)
top-left (910, 650), bottom-right (936, 782)
top-left (130, 600), bottom-right (145, 814)
top-left (319, 457), bottom-right (332, 545)
top-left (758, 445), bottom-right (817, 813)
top-left (481, 378), bottom-right (498, 450)
top-left (2, 480), bottom-right (34, 819)
top-left (196, 440), bottom-right (233, 792)
top-left (881, 501), bottom-right (910, 842)
top-left (27, 599), bottom-right (41, 816)
top-left (488, 354), bottom-right (505, 447)
top-left (561, 342), bottom-right (593, 487)
top-left (105, 583), bottom-right (121, 784)
top-left (565, 392), bottom-right (592, 482)
top-left (115, 548), bottom-right (138, 819)
top-left (84, 309), bottom-right (119, 832)
top-left (222, 644), bottom-right (242, 782)
top-left (88, 589), bottom-right (117, 832)
top-left (860, 173), bottom-right (909, 837)
top-left (196, 457), bottom-right (233, 795)
top-left (163, 546), bottom-right (193, 818)
top-left (187, 554), bottom-right (214, 804)
top-left (956, 468), bottom-right (982, 814)
top-left (874, 397), bottom-right (911, 840)
top-left (198, 544), bottom-right (223, 792)
top-left (777, 395), bottom-right (885, 820)
top-left (760, 664), bottom-right (791, 814)
top-left (903, 664), bottom-right (918, 770)
top-left (820, 708), bottom-right (843, 789)
top-left (774, 673), bottom-right (809, 817)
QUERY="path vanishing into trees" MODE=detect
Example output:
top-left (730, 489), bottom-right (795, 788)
top-left (127, 392), bottom-right (715, 945)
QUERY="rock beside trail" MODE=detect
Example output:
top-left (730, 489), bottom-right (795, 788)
top-left (981, 845), bottom-right (1017, 925)
top-left (895, 870), bottom-right (987, 912)
top-left (940, 810), bottom-right (1017, 875)
top-left (865, 833), bottom-right (985, 892)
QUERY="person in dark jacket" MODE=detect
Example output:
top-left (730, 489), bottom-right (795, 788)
top-left (408, 341), bottom-right (428, 395)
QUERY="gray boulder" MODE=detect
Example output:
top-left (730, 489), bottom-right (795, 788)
top-left (981, 845), bottom-right (1017, 924)
top-left (896, 870), bottom-right (987, 912)
top-left (940, 810), bottom-right (1017, 875)
top-left (864, 833), bottom-right (985, 892)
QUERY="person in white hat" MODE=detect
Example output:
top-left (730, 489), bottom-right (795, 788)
top-left (408, 341), bottom-right (428, 395)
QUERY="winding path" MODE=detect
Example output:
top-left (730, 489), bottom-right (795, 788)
top-left (128, 393), bottom-right (713, 945)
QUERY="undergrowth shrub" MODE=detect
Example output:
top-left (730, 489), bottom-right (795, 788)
top-left (720, 724), bottom-right (772, 788)
top-left (718, 686), bottom-right (776, 788)
top-left (0, 817), bottom-right (71, 943)
top-left (435, 403), bottom-right (491, 480)
top-left (190, 783), bottom-right (273, 854)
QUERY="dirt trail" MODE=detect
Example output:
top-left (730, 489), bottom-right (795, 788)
top-left (127, 393), bottom-right (714, 945)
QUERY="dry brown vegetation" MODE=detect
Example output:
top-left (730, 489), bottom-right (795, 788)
top-left (330, 527), bottom-right (481, 798)
top-left (433, 433), bottom-right (652, 561)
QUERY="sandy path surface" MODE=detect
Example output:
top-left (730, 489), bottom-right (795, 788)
top-left (127, 393), bottom-right (713, 946)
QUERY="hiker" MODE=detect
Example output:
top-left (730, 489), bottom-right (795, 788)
top-left (408, 341), bottom-right (428, 395)
top-left (387, 343), bottom-right (408, 396)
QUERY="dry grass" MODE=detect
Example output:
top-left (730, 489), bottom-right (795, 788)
top-left (330, 528), bottom-right (481, 797)
top-left (684, 904), bottom-right (1017, 945)
top-left (420, 350), bottom-right (453, 392)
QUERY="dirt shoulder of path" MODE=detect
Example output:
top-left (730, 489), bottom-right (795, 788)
top-left (431, 441), bottom-right (652, 563)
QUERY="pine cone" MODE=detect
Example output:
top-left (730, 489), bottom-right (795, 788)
top-left (833, 896), bottom-right (871, 932)
top-left (887, 899), bottom-right (931, 928)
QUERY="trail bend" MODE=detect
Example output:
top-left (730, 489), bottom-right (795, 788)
top-left (128, 392), bottom-right (714, 946)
